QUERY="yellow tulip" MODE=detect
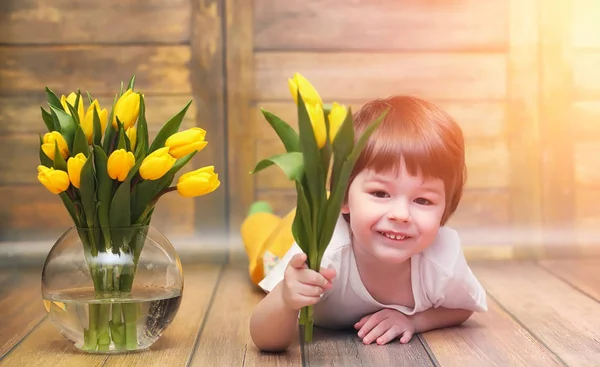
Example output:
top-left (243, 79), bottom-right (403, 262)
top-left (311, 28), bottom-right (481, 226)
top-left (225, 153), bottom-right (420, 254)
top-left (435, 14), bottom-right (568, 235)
top-left (327, 102), bottom-right (347, 144)
top-left (61, 92), bottom-right (85, 123)
top-left (126, 127), bottom-right (137, 150)
top-left (112, 89), bottom-right (141, 130)
top-left (139, 147), bottom-right (176, 180)
top-left (42, 131), bottom-right (70, 160)
top-left (165, 127), bottom-right (208, 158)
top-left (107, 149), bottom-right (135, 182)
top-left (306, 103), bottom-right (327, 148)
top-left (67, 153), bottom-right (87, 189)
top-left (81, 100), bottom-right (108, 144)
top-left (37, 166), bottom-right (70, 194)
top-left (288, 73), bottom-right (322, 106)
top-left (176, 166), bottom-right (220, 197)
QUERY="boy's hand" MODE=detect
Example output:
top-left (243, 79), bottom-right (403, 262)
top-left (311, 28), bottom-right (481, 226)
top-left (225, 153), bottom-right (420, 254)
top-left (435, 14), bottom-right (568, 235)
top-left (280, 253), bottom-right (336, 311)
top-left (354, 309), bottom-right (415, 345)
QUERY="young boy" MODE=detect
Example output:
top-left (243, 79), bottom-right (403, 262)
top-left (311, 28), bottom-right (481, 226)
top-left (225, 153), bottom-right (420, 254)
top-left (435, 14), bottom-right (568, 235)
top-left (247, 96), bottom-right (488, 352)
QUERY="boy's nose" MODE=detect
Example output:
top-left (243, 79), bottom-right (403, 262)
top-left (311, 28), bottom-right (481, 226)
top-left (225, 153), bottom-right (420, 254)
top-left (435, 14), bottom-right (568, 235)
top-left (388, 203), bottom-right (411, 222)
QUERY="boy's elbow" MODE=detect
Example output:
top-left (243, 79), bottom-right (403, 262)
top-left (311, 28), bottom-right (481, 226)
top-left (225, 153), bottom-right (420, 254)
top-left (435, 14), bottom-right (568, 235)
top-left (457, 309), bottom-right (474, 324)
top-left (249, 313), bottom-right (292, 352)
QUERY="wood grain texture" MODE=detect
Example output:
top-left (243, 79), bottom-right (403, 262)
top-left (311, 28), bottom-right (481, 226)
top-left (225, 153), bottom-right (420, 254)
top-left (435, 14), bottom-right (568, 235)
top-left (472, 261), bottom-right (600, 366)
top-left (254, 0), bottom-right (508, 51)
top-left (0, 270), bottom-right (47, 358)
top-left (189, 0), bottom-right (228, 236)
top-left (255, 53), bottom-right (506, 101)
top-left (226, 0), bottom-right (256, 233)
top-left (538, 259), bottom-right (600, 300)
top-left (189, 265), bottom-right (302, 366)
top-left (421, 298), bottom-right (562, 366)
top-left (0, 0), bottom-right (190, 44)
top-left (506, 0), bottom-right (542, 247)
top-left (0, 95), bottom-right (197, 134)
top-left (0, 185), bottom-right (196, 241)
top-left (304, 327), bottom-right (433, 367)
top-left (255, 140), bottom-right (508, 190)
top-left (0, 46), bottom-right (190, 96)
top-left (539, 0), bottom-right (576, 227)
top-left (255, 101), bottom-right (505, 142)
top-left (103, 264), bottom-right (220, 366)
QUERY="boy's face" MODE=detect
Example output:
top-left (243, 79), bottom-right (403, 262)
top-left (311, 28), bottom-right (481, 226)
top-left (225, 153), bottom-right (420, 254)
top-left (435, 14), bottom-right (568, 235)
top-left (341, 160), bottom-right (446, 264)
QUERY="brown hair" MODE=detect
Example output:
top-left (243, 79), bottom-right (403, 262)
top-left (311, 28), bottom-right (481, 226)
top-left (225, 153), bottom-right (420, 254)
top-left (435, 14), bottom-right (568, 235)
top-left (339, 96), bottom-right (466, 226)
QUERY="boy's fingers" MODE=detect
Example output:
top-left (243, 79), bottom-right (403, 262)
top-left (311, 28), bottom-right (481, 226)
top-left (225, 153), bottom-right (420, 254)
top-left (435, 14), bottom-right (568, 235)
top-left (289, 253), bottom-right (307, 269)
top-left (319, 267), bottom-right (336, 281)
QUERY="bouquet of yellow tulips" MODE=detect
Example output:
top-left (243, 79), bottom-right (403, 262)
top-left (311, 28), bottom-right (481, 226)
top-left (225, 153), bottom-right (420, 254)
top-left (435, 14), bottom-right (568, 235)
top-left (252, 73), bottom-right (385, 342)
top-left (37, 75), bottom-right (220, 351)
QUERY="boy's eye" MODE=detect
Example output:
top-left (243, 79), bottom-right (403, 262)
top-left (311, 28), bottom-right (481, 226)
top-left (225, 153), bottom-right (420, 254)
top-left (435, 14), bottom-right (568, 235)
top-left (414, 197), bottom-right (432, 205)
top-left (370, 191), bottom-right (389, 198)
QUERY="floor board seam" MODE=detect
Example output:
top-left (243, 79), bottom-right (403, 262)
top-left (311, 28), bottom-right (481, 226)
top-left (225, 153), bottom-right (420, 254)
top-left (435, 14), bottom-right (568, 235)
top-left (417, 333), bottom-right (441, 367)
top-left (484, 291), bottom-right (568, 367)
top-left (186, 265), bottom-right (225, 367)
top-left (535, 261), bottom-right (600, 304)
top-left (0, 315), bottom-right (47, 360)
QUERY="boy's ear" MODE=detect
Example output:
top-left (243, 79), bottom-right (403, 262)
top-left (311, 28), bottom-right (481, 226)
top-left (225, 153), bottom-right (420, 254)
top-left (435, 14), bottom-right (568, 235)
top-left (341, 202), bottom-right (349, 214)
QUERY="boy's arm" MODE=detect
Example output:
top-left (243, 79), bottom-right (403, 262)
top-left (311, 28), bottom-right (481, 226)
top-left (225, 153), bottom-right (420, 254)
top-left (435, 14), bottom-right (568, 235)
top-left (249, 282), bottom-right (299, 352)
top-left (408, 307), bottom-right (473, 333)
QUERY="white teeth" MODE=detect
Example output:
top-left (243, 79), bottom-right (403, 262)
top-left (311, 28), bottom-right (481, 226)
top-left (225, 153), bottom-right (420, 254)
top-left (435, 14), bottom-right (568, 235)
top-left (380, 232), bottom-right (407, 240)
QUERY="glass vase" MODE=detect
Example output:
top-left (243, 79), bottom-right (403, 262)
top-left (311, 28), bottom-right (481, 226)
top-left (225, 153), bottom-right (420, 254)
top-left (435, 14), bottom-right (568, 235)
top-left (41, 225), bottom-right (184, 353)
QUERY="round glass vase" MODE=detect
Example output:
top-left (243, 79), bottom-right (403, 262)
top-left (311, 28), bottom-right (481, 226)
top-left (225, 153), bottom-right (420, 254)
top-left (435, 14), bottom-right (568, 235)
top-left (41, 225), bottom-right (184, 354)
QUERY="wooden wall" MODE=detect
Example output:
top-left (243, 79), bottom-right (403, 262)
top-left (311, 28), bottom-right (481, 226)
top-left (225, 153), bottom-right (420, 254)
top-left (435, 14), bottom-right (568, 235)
top-left (249, 0), bottom-right (600, 252)
top-left (1, 0), bottom-right (599, 256)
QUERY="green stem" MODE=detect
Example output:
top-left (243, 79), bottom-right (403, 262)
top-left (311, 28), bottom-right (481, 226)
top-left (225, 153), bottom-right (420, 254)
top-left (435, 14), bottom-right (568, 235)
top-left (304, 305), bottom-right (314, 342)
top-left (84, 303), bottom-right (99, 351)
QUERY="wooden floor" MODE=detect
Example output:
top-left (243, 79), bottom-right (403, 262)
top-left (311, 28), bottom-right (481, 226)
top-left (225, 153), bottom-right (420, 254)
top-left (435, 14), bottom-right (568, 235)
top-left (1, 259), bottom-right (599, 366)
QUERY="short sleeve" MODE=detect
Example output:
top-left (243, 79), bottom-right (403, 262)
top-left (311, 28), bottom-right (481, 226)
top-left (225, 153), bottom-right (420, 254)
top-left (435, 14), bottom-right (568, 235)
top-left (258, 242), bottom-right (304, 293)
top-left (434, 253), bottom-right (488, 312)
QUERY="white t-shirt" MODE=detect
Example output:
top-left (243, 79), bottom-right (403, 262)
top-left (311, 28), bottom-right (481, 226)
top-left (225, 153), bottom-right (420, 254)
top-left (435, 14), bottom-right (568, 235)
top-left (258, 215), bottom-right (488, 329)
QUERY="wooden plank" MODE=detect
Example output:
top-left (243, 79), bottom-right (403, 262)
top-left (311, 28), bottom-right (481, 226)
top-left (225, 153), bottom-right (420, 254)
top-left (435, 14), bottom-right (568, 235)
top-left (506, 0), bottom-right (542, 247)
top-left (0, 0), bottom-right (190, 44)
top-left (573, 51), bottom-right (600, 100)
top-left (0, 185), bottom-right (195, 241)
top-left (2, 319), bottom-right (107, 365)
top-left (254, 0), bottom-right (508, 51)
top-left (0, 46), bottom-right (190, 96)
top-left (0, 270), bottom-right (47, 358)
top-left (571, 101), bottom-right (600, 139)
top-left (304, 327), bottom-right (432, 366)
top-left (255, 101), bottom-right (506, 142)
top-left (538, 259), bottom-right (600, 301)
top-left (103, 264), bottom-right (220, 366)
top-left (574, 142), bottom-right (600, 185)
top-left (472, 262), bottom-right (600, 366)
top-left (539, 0), bottom-right (575, 228)
top-left (0, 95), bottom-right (197, 135)
top-left (255, 53), bottom-right (507, 101)
top-left (256, 139), bottom-right (508, 190)
top-left (572, 0), bottom-right (600, 49)
top-left (189, 0), bottom-right (228, 236)
top-left (189, 265), bottom-right (302, 366)
top-left (225, 0), bottom-right (255, 233)
top-left (421, 297), bottom-right (562, 366)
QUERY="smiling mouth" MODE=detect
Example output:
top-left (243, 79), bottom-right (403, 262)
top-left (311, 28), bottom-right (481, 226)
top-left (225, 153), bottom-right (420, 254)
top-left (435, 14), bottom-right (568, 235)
top-left (378, 231), bottom-right (410, 241)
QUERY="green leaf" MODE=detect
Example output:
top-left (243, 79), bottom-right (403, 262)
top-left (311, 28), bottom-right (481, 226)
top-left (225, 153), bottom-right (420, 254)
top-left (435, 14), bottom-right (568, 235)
top-left (261, 109), bottom-right (300, 152)
top-left (92, 105), bottom-right (102, 147)
top-left (251, 152), bottom-right (304, 181)
top-left (53, 142), bottom-right (67, 172)
top-left (331, 107), bottom-right (355, 188)
top-left (102, 94), bottom-right (118, 153)
top-left (65, 94), bottom-right (81, 125)
top-left (38, 135), bottom-right (53, 167)
top-left (116, 118), bottom-right (127, 150)
top-left (119, 80), bottom-right (124, 96)
top-left (292, 182), bottom-right (312, 254)
top-left (109, 160), bottom-right (142, 229)
top-left (131, 151), bottom-right (197, 223)
top-left (79, 153), bottom-right (96, 227)
top-left (41, 107), bottom-right (54, 132)
top-left (93, 146), bottom-right (112, 246)
top-left (49, 105), bottom-right (77, 152)
top-left (348, 108), bottom-right (388, 162)
top-left (297, 92), bottom-right (326, 217)
top-left (135, 95), bottom-right (149, 162)
top-left (72, 123), bottom-right (89, 158)
top-left (45, 87), bottom-right (63, 109)
top-left (148, 100), bottom-right (192, 154)
top-left (86, 91), bottom-right (94, 105)
top-left (59, 192), bottom-right (80, 226)
top-left (127, 75), bottom-right (136, 91)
